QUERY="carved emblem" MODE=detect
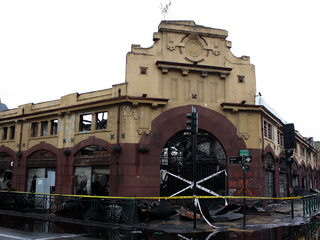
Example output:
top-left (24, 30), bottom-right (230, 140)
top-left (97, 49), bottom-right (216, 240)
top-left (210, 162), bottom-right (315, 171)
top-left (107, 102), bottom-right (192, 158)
top-left (185, 40), bottom-right (204, 63)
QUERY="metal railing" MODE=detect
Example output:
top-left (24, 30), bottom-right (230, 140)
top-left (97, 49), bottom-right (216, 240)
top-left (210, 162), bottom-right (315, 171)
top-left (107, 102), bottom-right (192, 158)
top-left (0, 191), bottom-right (138, 224)
top-left (302, 193), bottom-right (320, 218)
top-left (3, 190), bottom-right (320, 224)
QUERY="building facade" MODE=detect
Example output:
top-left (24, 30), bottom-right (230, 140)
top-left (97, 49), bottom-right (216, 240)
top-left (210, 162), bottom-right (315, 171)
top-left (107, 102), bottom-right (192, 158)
top-left (0, 21), bottom-right (318, 201)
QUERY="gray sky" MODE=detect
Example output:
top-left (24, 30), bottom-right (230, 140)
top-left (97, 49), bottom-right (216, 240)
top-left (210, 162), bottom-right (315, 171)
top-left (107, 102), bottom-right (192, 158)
top-left (1, 0), bottom-right (319, 141)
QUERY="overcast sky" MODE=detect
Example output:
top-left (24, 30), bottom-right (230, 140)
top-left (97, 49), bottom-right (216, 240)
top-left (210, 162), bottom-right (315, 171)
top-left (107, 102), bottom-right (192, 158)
top-left (0, 0), bottom-right (319, 141)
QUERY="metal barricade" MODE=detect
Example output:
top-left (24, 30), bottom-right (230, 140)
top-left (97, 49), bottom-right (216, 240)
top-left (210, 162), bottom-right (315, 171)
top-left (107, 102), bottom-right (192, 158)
top-left (303, 194), bottom-right (320, 218)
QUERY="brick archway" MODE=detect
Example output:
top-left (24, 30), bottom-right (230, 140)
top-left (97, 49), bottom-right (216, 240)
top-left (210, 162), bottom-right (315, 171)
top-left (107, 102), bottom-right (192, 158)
top-left (137, 105), bottom-right (247, 197)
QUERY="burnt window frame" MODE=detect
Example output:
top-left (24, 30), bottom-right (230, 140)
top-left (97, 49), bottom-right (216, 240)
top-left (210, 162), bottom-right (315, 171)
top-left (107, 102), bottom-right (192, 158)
top-left (41, 121), bottom-right (48, 136)
top-left (51, 119), bottom-right (58, 135)
top-left (79, 114), bottom-right (92, 132)
top-left (96, 111), bottom-right (108, 130)
top-left (31, 122), bottom-right (39, 137)
top-left (2, 127), bottom-right (8, 140)
top-left (9, 125), bottom-right (15, 140)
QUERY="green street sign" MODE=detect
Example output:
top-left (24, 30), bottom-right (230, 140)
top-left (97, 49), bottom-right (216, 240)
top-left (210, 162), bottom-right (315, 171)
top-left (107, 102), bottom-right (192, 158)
top-left (240, 150), bottom-right (249, 156)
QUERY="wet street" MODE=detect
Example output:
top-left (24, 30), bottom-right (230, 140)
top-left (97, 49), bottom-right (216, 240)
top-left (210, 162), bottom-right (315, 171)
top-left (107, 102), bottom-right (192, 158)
top-left (0, 213), bottom-right (320, 240)
top-left (0, 227), bottom-right (94, 240)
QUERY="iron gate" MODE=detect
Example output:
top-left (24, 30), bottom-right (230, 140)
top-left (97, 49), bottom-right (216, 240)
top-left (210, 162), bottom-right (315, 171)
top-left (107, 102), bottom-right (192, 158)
top-left (160, 130), bottom-right (226, 198)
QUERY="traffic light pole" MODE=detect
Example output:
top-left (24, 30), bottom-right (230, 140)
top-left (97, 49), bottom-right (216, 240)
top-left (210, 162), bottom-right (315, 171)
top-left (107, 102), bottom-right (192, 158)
top-left (290, 164), bottom-right (294, 219)
top-left (283, 123), bottom-right (296, 219)
top-left (243, 158), bottom-right (246, 227)
top-left (193, 126), bottom-right (197, 229)
top-left (186, 106), bottom-right (198, 229)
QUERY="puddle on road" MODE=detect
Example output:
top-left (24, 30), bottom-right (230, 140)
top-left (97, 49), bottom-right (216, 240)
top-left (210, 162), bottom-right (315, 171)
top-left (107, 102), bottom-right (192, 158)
top-left (0, 215), bottom-right (319, 239)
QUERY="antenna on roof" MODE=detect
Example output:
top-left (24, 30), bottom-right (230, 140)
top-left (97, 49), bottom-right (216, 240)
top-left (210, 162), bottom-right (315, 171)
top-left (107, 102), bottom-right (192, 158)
top-left (160, 0), bottom-right (172, 20)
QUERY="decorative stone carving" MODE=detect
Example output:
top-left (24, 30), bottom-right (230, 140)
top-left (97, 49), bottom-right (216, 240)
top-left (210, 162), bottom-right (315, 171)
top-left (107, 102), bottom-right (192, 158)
top-left (184, 39), bottom-right (204, 63)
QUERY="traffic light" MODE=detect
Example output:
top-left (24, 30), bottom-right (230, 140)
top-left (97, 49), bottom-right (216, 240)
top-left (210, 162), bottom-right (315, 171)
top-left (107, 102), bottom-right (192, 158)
top-left (186, 106), bottom-right (198, 134)
top-left (283, 123), bottom-right (296, 149)
top-left (284, 149), bottom-right (294, 165)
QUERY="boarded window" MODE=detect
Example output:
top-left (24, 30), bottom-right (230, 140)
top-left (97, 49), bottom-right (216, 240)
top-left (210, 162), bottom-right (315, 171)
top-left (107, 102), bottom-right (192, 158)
top-left (51, 119), bottom-right (58, 135)
top-left (41, 121), bottom-right (48, 136)
top-left (79, 114), bottom-right (92, 132)
top-left (96, 111), bottom-right (108, 130)
top-left (31, 122), bottom-right (38, 137)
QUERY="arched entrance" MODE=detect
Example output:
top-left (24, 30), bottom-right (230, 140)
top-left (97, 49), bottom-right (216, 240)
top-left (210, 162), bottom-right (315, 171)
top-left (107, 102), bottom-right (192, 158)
top-left (279, 159), bottom-right (289, 198)
top-left (160, 129), bottom-right (226, 198)
top-left (301, 166), bottom-right (306, 189)
top-left (292, 162), bottom-right (299, 188)
top-left (308, 167), bottom-right (313, 189)
top-left (27, 149), bottom-right (56, 193)
top-left (73, 145), bottom-right (110, 196)
top-left (0, 152), bottom-right (13, 189)
top-left (264, 153), bottom-right (275, 203)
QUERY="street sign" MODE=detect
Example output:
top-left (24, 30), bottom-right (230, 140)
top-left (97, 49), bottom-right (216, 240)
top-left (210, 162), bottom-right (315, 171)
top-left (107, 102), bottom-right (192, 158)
top-left (242, 165), bottom-right (250, 172)
top-left (243, 156), bottom-right (252, 164)
top-left (229, 156), bottom-right (242, 165)
top-left (240, 150), bottom-right (249, 156)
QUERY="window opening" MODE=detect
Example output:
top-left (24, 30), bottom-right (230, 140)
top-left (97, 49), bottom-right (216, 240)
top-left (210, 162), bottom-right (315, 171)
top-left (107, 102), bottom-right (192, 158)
top-left (238, 75), bottom-right (245, 83)
top-left (300, 146), bottom-right (305, 157)
top-left (51, 119), bottom-right (58, 135)
top-left (31, 122), bottom-right (38, 137)
top-left (9, 126), bottom-right (15, 140)
top-left (2, 127), bottom-right (8, 140)
top-left (301, 166), bottom-right (306, 189)
top-left (308, 169), bottom-right (313, 189)
top-left (264, 153), bottom-right (275, 203)
top-left (140, 67), bottom-right (147, 74)
top-left (41, 121), bottom-right (48, 136)
top-left (96, 111), bottom-right (108, 130)
top-left (80, 114), bottom-right (92, 132)
top-left (292, 162), bottom-right (299, 188)
top-left (277, 131), bottom-right (283, 146)
top-left (264, 120), bottom-right (272, 139)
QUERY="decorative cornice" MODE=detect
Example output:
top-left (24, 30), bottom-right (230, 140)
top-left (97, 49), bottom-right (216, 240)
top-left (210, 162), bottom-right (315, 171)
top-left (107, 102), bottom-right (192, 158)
top-left (156, 61), bottom-right (232, 79)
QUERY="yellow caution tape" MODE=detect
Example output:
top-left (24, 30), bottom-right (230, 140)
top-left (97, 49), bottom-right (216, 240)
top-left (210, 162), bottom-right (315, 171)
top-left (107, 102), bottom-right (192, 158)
top-left (1, 190), bottom-right (311, 201)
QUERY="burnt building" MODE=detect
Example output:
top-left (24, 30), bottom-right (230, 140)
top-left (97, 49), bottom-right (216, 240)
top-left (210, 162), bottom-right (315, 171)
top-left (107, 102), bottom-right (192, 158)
top-left (0, 21), bottom-right (318, 201)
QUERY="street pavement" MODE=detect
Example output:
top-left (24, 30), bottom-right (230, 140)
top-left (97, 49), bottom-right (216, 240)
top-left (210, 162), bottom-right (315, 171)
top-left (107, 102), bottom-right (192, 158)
top-left (0, 202), bottom-right (314, 236)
